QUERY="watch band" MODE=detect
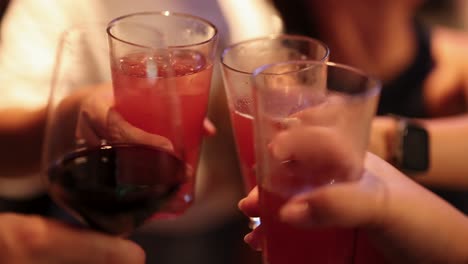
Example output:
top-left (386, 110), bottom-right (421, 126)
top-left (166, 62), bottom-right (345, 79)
top-left (390, 115), bottom-right (430, 173)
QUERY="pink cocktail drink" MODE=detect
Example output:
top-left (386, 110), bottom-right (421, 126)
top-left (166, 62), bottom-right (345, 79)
top-left (230, 108), bottom-right (256, 193)
top-left (260, 188), bottom-right (355, 264)
top-left (112, 50), bottom-right (212, 212)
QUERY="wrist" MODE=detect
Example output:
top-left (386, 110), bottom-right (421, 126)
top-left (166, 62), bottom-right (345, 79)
top-left (369, 116), bottom-right (398, 162)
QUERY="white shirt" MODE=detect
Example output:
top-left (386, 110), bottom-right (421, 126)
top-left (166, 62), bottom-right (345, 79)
top-left (0, 0), bottom-right (282, 109)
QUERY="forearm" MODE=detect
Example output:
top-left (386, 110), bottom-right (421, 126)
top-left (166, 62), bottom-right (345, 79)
top-left (0, 108), bottom-right (46, 177)
top-left (414, 115), bottom-right (468, 189)
top-left (370, 114), bottom-right (468, 189)
top-left (364, 155), bottom-right (468, 263)
top-left (375, 188), bottom-right (468, 264)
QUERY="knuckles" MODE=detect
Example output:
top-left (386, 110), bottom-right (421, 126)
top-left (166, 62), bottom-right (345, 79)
top-left (12, 215), bottom-right (51, 258)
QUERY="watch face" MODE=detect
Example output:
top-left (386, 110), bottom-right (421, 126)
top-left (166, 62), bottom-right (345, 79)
top-left (402, 123), bottom-right (429, 172)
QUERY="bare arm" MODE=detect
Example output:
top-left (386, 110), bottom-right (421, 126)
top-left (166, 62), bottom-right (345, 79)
top-left (369, 114), bottom-right (468, 190)
top-left (240, 152), bottom-right (468, 264)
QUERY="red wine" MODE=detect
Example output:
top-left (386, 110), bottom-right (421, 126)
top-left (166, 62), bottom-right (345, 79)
top-left (48, 144), bottom-right (186, 235)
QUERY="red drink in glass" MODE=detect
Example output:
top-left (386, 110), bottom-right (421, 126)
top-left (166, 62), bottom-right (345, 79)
top-left (253, 61), bottom-right (381, 264)
top-left (230, 107), bottom-right (256, 192)
top-left (221, 35), bottom-right (330, 197)
top-left (260, 188), bottom-right (356, 264)
top-left (112, 50), bottom-right (212, 212)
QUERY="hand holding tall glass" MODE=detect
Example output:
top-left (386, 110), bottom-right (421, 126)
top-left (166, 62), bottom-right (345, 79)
top-left (253, 61), bottom-right (381, 264)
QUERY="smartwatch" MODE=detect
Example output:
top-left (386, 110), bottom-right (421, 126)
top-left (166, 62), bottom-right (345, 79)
top-left (392, 116), bottom-right (430, 173)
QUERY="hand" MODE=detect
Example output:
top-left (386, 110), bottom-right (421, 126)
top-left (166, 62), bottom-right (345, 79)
top-left (424, 26), bottom-right (468, 116)
top-left (0, 213), bottom-right (145, 264)
top-left (74, 83), bottom-right (215, 148)
top-left (240, 123), bottom-right (363, 248)
top-left (239, 152), bottom-right (468, 263)
top-left (76, 84), bottom-right (173, 150)
top-left (367, 116), bottom-right (397, 161)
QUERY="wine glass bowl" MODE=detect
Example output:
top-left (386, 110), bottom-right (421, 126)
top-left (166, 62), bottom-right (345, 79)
top-left (47, 143), bottom-right (186, 235)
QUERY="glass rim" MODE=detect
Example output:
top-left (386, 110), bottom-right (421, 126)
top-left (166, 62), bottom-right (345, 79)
top-left (220, 34), bottom-right (330, 75)
top-left (253, 60), bottom-right (382, 98)
top-left (106, 11), bottom-right (218, 49)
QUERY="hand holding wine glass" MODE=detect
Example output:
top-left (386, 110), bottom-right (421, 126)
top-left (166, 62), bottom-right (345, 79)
top-left (43, 24), bottom-right (185, 236)
top-left (43, 13), bottom-right (218, 236)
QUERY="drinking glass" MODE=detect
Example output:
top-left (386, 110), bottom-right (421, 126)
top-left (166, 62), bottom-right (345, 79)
top-left (107, 12), bottom-right (218, 216)
top-left (252, 61), bottom-right (381, 264)
top-left (220, 35), bottom-right (329, 228)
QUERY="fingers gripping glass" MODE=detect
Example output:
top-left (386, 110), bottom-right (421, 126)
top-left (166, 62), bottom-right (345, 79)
top-left (252, 61), bottom-right (381, 264)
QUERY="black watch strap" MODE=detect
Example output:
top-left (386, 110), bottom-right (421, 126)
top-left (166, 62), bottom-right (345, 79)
top-left (391, 116), bottom-right (430, 173)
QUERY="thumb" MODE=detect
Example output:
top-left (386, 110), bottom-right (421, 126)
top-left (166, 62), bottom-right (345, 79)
top-left (279, 170), bottom-right (387, 229)
top-left (107, 108), bottom-right (174, 151)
